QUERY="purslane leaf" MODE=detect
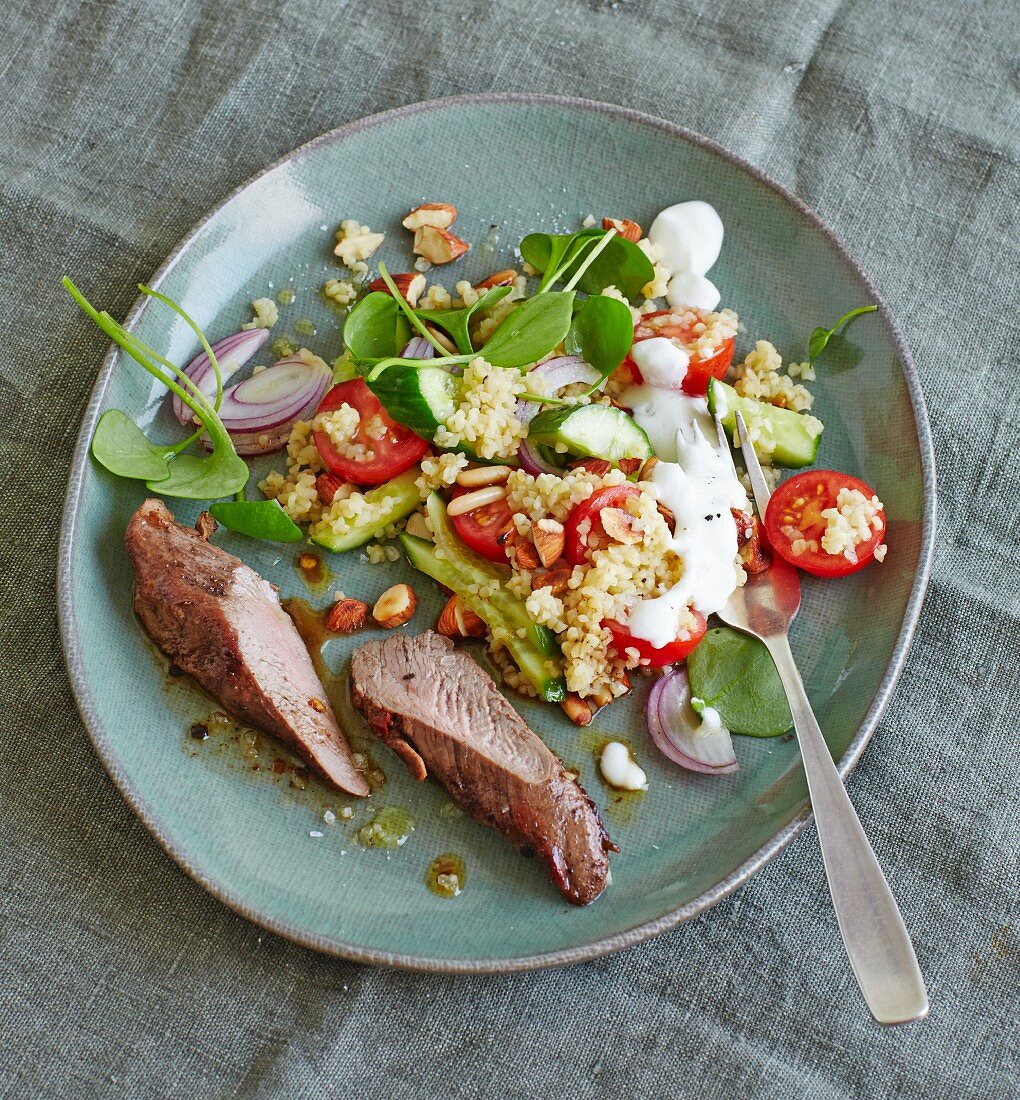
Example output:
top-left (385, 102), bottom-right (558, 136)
top-left (415, 285), bottom-right (513, 355)
top-left (91, 409), bottom-right (171, 482)
top-left (144, 450), bottom-right (248, 500)
top-left (564, 294), bottom-right (634, 384)
top-left (209, 499), bottom-right (303, 542)
top-left (813, 331), bottom-right (864, 374)
top-left (808, 305), bottom-right (877, 364)
top-left (479, 292), bottom-right (575, 369)
top-left (686, 627), bottom-right (793, 737)
top-left (521, 229), bottom-right (654, 299)
top-left (65, 277), bottom-right (251, 505)
top-left (342, 292), bottom-right (411, 359)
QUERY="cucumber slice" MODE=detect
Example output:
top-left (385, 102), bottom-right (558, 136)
top-left (366, 364), bottom-right (457, 436)
top-left (311, 468), bottom-right (421, 553)
top-left (527, 404), bottom-right (652, 463)
top-left (708, 379), bottom-right (823, 468)
top-left (400, 493), bottom-right (567, 702)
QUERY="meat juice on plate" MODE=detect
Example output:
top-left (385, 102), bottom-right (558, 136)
top-left (293, 549), bottom-right (330, 590)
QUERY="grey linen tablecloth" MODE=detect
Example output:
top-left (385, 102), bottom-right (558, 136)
top-left (2, 0), bottom-right (1017, 1096)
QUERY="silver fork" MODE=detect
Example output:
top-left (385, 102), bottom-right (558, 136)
top-left (714, 411), bottom-right (928, 1026)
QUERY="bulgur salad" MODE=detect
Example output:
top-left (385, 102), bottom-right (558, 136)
top-left (66, 198), bottom-right (888, 785)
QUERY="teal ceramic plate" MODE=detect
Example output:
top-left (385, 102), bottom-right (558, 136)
top-left (58, 95), bottom-right (935, 971)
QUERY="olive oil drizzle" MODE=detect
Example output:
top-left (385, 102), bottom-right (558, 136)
top-left (426, 854), bottom-right (466, 897)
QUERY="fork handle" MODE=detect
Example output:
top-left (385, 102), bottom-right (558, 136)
top-left (764, 633), bottom-right (928, 1025)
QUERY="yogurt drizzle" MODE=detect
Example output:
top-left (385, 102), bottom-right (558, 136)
top-left (619, 199), bottom-right (748, 647)
top-left (622, 386), bottom-right (749, 646)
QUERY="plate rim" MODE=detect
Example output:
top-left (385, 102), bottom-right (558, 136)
top-left (57, 92), bottom-right (937, 973)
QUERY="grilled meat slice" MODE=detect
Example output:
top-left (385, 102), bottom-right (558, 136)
top-left (350, 632), bottom-right (615, 905)
top-left (125, 498), bottom-right (369, 797)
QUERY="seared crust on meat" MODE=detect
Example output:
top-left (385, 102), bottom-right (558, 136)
top-left (351, 632), bottom-right (615, 904)
top-left (126, 498), bottom-right (368, 797)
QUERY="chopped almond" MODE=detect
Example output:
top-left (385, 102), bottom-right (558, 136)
top-left (333, 228), bottom-right (384, 264)
top-left (601, 217), bottom-right (643, 242)
top-left (194, 512), bottom-right (217, 540)
top-left (569, 457), bottom-right (612, 478)
top-left (657, 503), bottom-right (677, 535)
top-left (326, 598), bottom-right (369, 634)
top-left (315, 472), bottom-right (346, 505)
top-left (367, 272), bottom-right (426, 307)
top-left (413, 225), bottom-right (470, 265)
top-left (639, 456), bottom-right (659, 481)
top-left (373, 583), bottom-right (418, 629)
top-left (600, 507), bottom-right (643, 544)
top-left (437, 594), bottom-right (485, 638)
top-left (617, 457), bottom-right (642, 476)
top-left (436, 595), bottom-right (460, 638)
top-left (505, 530), bottom-right (540, 571)
top-left (404, 512), bottom-right (433, 541)
top-left (454, 602), bottom-right (485, 637)
top-left (532, 518), bottom-right (565, 567)
top-left (402, 202), bottom-right (458, 231)
top-left (532, 565), bottom-right (571, 595)
top-left (475, 269), bottom-right (517, 290)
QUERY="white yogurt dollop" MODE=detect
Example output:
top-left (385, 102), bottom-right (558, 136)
top-left (599, 742), bottom-right (648, 791)
top-left (629, 337), bottom-right (689, 390)
top-left (620, 386), bottom-right (749, 646)
top-left (667, 271), bottom-right (720, 311)
top-left (648, 201), bottom-right (724, 279)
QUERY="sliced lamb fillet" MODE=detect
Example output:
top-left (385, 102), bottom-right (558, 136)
top-left (125, 498), bottom-right (369, 797)
top-left (350, 632), bottom-right (615, 905)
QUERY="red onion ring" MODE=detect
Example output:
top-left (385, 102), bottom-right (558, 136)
top-left (647, 667), bottom-right (738, 775)
top-left (217, 425), bottom-right (295, 456)
top-left (516, 440), bottom-right (563, 475)
top-left (400, 337), bottom-right (436, 359)
top-left (197, 353), bottom-right (332, 455)
top-left (172, 327), bottom-right (269, 424)
top-left (514, 357), bottom-right (602, 474)
top-left (516, 356), bottom-right (601, 426)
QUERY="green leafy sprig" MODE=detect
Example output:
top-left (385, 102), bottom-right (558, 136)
top-left (357, 229), bottom-right (621, 386)
top-left (64, 277), bottom-right (302, 542)
top-left (807, 305), bottom-right (877, 363)
top-left (415, 285), bottom-right (512, 355)
top-left (520, 226), bottom-right (654, 299)
top-left (564, 293), bottom-right (634, 385)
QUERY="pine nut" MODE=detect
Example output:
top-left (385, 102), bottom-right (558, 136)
top-left (455, 465), bottom-right (512, 489)
top-left (424, 324), bottom-right (457, 354)
top-left (446, 485), bottom-right (507, 517)
top-left (591, 684), bottom-right (614, 709)
top-left (561, 694), bottom-right (593, 727)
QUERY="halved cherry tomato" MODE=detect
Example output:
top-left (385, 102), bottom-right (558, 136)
top-left (605, 612), bottom-right (708, 667)
top-left (627, 308), bottom-right (735, 397)
top-left (449, 484), bottom-right (515, 563)
top-left (564, 484), bottom-right (641, 565)
top-left (764, 470), bottom-right (886, 578)
top-left (732, 508), bottom-right (770, 574)
top-left (313, 379), bottom-right (429, 486)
